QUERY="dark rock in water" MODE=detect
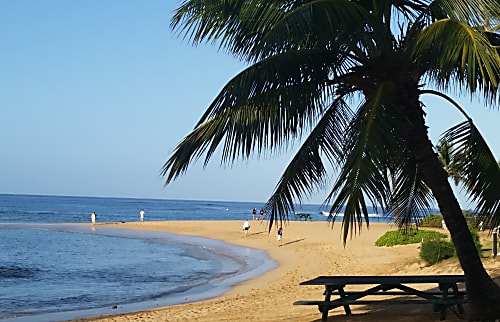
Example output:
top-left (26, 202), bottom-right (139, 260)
top-left (112, 305), bottom-right (118, 309)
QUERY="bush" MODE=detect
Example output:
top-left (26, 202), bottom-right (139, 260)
top-left (375, 223), bottom-right (484, 265)
top-left (375, 229), bottom-right (447, 247)
top-left (420, 214), bottom-right (443, 228)
top-left (421, 239), bottom-right (455, 265)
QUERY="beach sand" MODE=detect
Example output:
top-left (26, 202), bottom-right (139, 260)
top-left (71, 220), bottom-right (499, 322)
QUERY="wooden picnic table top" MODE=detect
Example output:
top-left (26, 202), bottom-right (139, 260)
top-left (300, 275), bottom-right (465, 286)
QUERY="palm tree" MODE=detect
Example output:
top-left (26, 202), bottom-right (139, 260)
top-left (162, 0), bottom-right (500, 319)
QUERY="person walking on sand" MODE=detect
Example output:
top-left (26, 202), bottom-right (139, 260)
top-left (140, 209), bottom-right (145, 222)
top-left (277, 226), bottom-right (283, 246)
top-left (91, 212), bottom-right (96, 225)
top-left (243, 220), bottom-right (251, 236)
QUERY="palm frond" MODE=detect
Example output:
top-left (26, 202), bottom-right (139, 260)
top-left (160, 112), bottom-right (229, 185)
top-left (415, 19), bottom-right (500, 102)
top-left (326, 84), bottom-right (406, 243)
top-left (171, 0), bottom-right (247, 45)
top-left (443, 120), bottom-right (500, 228)
top-left (171, 0), bottom-right (398, 64)
top-left (430, 0), bottom-right (500, 27)
top-left (162, 47), bottom-right (345, 185)
top-left (388, 159), bottom-right (434, 229)
top-left (198, 47), bottom-right (348, 126)
top-left (264, 98), bottom-right (353, 228)
top-left (249, 0), bottom-right (386, 60)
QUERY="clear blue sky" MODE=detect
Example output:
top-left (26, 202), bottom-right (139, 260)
top-left (1, 1), bottom-right (498, 208)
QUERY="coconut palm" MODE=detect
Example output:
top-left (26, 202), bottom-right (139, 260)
top-left (162, 0), bottom-right (500, 319)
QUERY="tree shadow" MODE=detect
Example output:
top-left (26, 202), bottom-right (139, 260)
top-left (281, 238), bottom-right (305, 246)
top-left (249, 231), bottom-right (267, 236)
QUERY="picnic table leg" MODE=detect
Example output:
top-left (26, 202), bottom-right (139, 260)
top-left (439, 284), bottom-right (450, 320)
top-left (451, 283), bottom-right (465, 314)
top-left (338, 287), bottom-right (352, 315)
top-left (320, 286), bottom-right (333, 321)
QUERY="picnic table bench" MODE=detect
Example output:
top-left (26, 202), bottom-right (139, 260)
top-left (294, 275), bottom-right (466, 321)
top-left (294, 213), bottom-right (312, 221)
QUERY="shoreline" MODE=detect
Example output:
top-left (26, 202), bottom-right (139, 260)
top-left (0, 223), bottom-right (276, 322)
top-left (70, 220), bottom-right (499, 322)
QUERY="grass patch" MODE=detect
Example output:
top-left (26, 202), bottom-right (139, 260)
top-left (376, 227), bottom-right (484, 266)
top-left (375, 229), bottom-right (447, 247)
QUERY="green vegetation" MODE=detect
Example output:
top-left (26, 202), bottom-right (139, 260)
top-left (375, 230), bottom-right (446, 247)
top-left (421, 239), bottom-right (456, 265)
top-left (376, 226), bottom-right (483, 265)
top-left (420, 215), bottom-right (443, 228)
top-left (420, 213), bottom-right (487, 233)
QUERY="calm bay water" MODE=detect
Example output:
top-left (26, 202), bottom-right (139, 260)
top-left (0, 194), bottom-right (397, 321)
top-left (0, 194), bottom-right (283, 321)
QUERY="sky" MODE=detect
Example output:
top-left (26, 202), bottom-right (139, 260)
top-left (1, 1), bottom-right (498, 208)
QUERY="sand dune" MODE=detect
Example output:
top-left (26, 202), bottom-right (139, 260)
top-left (70, 220), bottom-right (499, 322)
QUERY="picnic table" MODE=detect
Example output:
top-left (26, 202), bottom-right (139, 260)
top-left (294, 213), bottom-right (312, 221)
top-left (294, 275), bottom-right (466, 321)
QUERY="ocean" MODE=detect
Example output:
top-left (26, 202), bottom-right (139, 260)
top-left (0, 194), bottom-right (392, 322)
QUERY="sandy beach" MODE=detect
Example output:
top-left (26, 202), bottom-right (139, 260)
top-left (71, 220), bottom-right (499, 322)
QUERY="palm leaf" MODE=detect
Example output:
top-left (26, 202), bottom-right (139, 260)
top-left (443, 120), bottom-right (500, 228)
top-left (161, 47), bottom-right (346, 183)
top-left (326, 84), bottom-right (404, 242)
top-left (264, 98), bottom-right (353, 229)
top-left (415, 19), bottom-right (500, 101)
top-left (430, 0), bottom-right (500, 27)
top-left (388, 159), bottom-right (434, 229)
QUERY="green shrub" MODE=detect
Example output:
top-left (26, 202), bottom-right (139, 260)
top-left (420, 214), bottom-right (443, 228)
top-left (375, 229), bottom-right (447, 247)
top-left (375, 225), bottom-right (484, 265)
top-left (421, 239), bottom-right (455, 265)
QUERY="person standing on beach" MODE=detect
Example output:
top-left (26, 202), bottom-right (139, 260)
top-left (277, 226), bottom-right (283, 246)
top-left (140, 209), bottom-right (145, 222)
top-left (259, 208), bottom-right (265, 221)
top-left (91, 212), bottom-right (96, 225)
top-left (243, 220), bottom-right (250, 236)
top-left (252, 208), bottom-right (257, 220)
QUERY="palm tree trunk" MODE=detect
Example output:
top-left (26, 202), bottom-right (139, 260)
top-left (400, 86), bottom-right (500, 320)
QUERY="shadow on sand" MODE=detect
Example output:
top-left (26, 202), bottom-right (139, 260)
top-left (281, 238), bottom-right (305, 246)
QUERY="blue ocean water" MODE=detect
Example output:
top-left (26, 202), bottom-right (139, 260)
top-left (0, 194), bottom-right (285, 321)
top-left (0, 194), bottom-right (399, 321)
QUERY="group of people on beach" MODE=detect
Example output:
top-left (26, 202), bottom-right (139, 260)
top-left (252, 208), bottom-right (266, 221)
top-left (90, 209), bottom-right (146, 225)
top-left (245, 208), bottom-right (283, 245)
